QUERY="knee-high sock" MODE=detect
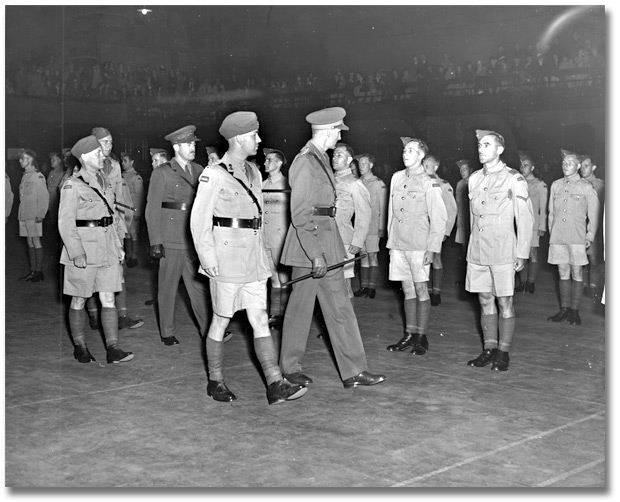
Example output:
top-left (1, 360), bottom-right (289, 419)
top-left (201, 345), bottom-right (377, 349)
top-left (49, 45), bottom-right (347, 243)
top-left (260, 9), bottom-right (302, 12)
top-left (527, 261), bottom-right (538, 283)
top-left (69, 308), bottom-right (87, 346)
top-left (417, 299), bottom-right (431, 335)
top-left (368, 266), bottom-right (379, 289)
top-left (559, 279), bottom-right (571, 308)
top-left (498, 316), bottom-right (515, 352)
top-left (358, 266), bottom-right (370, 289)
top-left (254, 336), bottom-right (281, 385)
top-left (101, 307), bottom-right (119, 347)
top-left (206, 337), bottom-right (224, 382)
top-left (34, 246), bottom-right (44, 272)
top-left (431, 267), bottom-right (443, 294)
top-left (404, 298), bottom-right (417, 333)
top-left (27, 246), bottom-right (36, 272)
top-left (518, 265), bottom-right (527, 285)
top-left (570, 279), bottom-right (584, 310)
top-left (116, 283), bottom-right (127, 316)
top-left (481, 313), bottom-right (499, 349)
top-left (270, 286), bottom-right (282, 316)
top-left (86, 296), bottom-right (98, 323)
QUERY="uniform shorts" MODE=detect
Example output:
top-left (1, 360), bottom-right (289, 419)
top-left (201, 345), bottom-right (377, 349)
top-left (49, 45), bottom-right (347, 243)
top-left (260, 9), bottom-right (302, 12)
top-left (210, 279), bottom-right (267, 318)
top-left (19, 219), bottom-right (42, 237)
top-left (362, 234), bottom-right (380, 254)
top-left (548, 244), bottom-right (588, 266)
top-left (389, 250), bottom-right (430, 283)
top-left (466, 262), bottom-right (515, 297)
top-left (63, 263), bottom-right (123, 297)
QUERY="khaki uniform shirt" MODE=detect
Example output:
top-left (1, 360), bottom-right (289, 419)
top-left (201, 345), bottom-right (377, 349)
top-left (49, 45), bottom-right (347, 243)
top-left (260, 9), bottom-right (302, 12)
top-left (467, 162), bottom-right (534, 265)
top-left (335, 168), bottom-right (371, 249)
top-left (123, 168), bottom-right (144, 218)
top-left (386, 168), bottom-right (447, 253)
top-left (262, 172), bottom-right (290, 262)
top-left (548, 175), bottom-right (599, 245)
top-left (18, 168), bottom-right (49, 221)
top-left (361, 173), bottom-right (388, 238)
top-left (191, 152), bottom-right (271, 284)
top-left (430, 174), bottom-right (457, 238)
top-left (525, 174), bottom-right (548, 245)
top-left (103, 157), bottom-right (129, 237)
top-left (455, 177), bottom-right (470, 245)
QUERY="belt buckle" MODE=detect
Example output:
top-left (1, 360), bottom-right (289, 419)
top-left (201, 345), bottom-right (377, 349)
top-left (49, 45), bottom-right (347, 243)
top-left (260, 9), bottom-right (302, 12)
top-left (252, 217), bottom-right (261, 230)
top-left (101, 216), bottom-right (112, 227)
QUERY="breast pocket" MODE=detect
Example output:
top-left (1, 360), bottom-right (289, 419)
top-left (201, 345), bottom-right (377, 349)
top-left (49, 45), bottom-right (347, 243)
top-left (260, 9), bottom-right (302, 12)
top-left (213, 228), bottom-right (247, 278)
top-left (78, 228), bottom-right (102, 266)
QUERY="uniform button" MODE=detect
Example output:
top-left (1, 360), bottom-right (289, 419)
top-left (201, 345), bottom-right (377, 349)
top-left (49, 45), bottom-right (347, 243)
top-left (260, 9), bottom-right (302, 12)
top-left (401, 196), bottom-right (405, 200)
top-left (412, 195), bottom-right (416, 199)
top-left (235, 192), bottom-right (238, 196)
top-left (480, 215), bottom-right (484, 218)
top-left (224, 241), bottom-right (228, 245)
top-left (563, 218), bottom-right (566, 222)
top-left (563, 209), bottom-right (567, 212)
top-left (482, 201), bottom-right (486, 205)
top-left (403, 185), bottom-right (407, 188)
top-left (400, 208), bottom-right (403, 212)
top-left (564, 199), bottom-right (567, 202)
top-left (484, 187), bottom-right (488, 191)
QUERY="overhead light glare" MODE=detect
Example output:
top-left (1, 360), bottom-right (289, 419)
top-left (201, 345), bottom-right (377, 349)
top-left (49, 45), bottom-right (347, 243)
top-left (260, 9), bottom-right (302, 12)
top-left (138, 8), bottom-right (152, 15)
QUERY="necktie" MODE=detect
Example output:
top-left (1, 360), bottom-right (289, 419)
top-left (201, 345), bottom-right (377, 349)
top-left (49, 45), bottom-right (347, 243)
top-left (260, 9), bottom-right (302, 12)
top-left (96, 172), bottom-right (104, 189)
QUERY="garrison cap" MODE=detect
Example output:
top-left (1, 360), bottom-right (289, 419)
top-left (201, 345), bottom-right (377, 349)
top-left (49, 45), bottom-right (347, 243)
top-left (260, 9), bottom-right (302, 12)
top-left (400, 137), bottom-right (414, 147)
top-left (165, 125), bottom-right (201, 144)
top-left (475, 129), bottom-right (496, 141)
top-left (206, 146), bottom-right (218, 155)
top-left (306, 107), bottom-right (349, 131)
top-left (456, 159), bottom-right (470, 168)
top-left (92, 127), bottom-right (112, 140)
top-left (561, 149), bottom-right (578, 159)
top-left (71, 135), bottom-right (101, 159)
top-left (263, 148), bottom-right (287, 165)
top-left (20, 149), bottom-right (37, 159)
top-left (149, 148), bottom-right (167, 157)
top-left (219, 112), bottom-right (259, 140)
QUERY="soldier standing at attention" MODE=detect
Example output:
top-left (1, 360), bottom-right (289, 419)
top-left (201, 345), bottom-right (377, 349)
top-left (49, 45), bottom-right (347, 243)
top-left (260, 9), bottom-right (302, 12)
top-left (120, 152), bottom-right (144, 268)
top-left (465, 130), bottom-right (533, 372)
top-left (514, 152), bottom-right (548, 294)
top-left (385, 137), bottom-right (447, 356)
top-left (454, 159), bottom-right (472, 291)
top-left (191, 112), bottom-right (306, 405)
top-left (422, 154), bottom-right (457, 306)
top-left (547, 150), bottom-right (599, 325)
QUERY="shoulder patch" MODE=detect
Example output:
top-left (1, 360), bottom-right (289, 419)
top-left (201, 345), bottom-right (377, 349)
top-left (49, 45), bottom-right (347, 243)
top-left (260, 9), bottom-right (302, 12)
top-left (37, 173), bottom-right (45, 179)
top-left (199, 175), bottom-right (210, 183)
top-left (516, 175), bottom-right (525, 182)
top-left (299, 146), bottom-right (310, 155)
top-left (506, 167), bottom-right (520, 176)
top-left (432, 183), bottom-right (440, 188)
top-left (63, 183), bottom-right (73, 190)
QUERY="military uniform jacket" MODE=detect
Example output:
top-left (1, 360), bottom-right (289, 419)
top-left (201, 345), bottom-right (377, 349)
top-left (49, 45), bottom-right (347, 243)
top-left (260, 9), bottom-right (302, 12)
top-left (47, 167), bottom-right (65, 210)
top-left (6, 173), bottom-right (14, 218)
top-left (191, 152), bottom-right (271, 284)
top-left (145, 158), bottom-right (203, 250)
top-left (467, 162), bottom-right (534, 265)
top-left (262, 172), bottom-right (290, 258)
top-left (431, 174), bottom-right (457, 238)
top-left (455, 177), bottom-right (470, 245)
top-left (548, 175), bottom-right (599, 245)
top-left (58, 168), bottom-right (123, 267)
top-left (361, 173), bottom-right (388, 237)
top-left (525, 174), bottom-right (548, 237)
top-left (386, 168), bottom-right (447, 253)
top-left (18, 168), bottom-right (49, 221)
top-left (335, 168), bottom-right (371, 248)
top-left (104, 157), bottom-right (130, 237)
top-left (123, 168), bottom-right (144, 218)
top-left (280, 140), bottom-right (347, 268)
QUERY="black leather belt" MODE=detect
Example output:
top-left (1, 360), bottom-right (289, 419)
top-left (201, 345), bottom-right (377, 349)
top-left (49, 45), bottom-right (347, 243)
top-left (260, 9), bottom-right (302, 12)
top-left (213, 216), bottom-right (262, 229)
top-left (313, 206), bottom-right (336, 217)
top-left (162, 202), bottom-right (190, 211)
top-left (76, 217), bottom-right (113, 228)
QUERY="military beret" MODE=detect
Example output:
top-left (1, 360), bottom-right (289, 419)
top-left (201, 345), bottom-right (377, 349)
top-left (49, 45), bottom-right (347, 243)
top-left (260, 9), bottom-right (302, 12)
top-left (71, 135), bottom-right (101, 159)
top-left (205, 146), bottom-right (218, 155)
top-left (400, 137), bottom-right (414, 147)
top-left (20, 149), bottom-right (37, 159)
top-left (219, 112), bottom-right (259, 140)
top-left (306, 107), bottom-right (349, 131)
top-left (475, 129), bottom-right (496, 141)
top-left (92, 127), bottom-right (112, 140)
top-left (149, 148), bottom-right (167, 157)
top-left (561, 149), bottom-right (578, 159)
top-left (165, 125), bottom-right (201, 144)
top-left (263, 148), bottom-right (287, 165)
top-left (455, 159), bottom-right (470, 168)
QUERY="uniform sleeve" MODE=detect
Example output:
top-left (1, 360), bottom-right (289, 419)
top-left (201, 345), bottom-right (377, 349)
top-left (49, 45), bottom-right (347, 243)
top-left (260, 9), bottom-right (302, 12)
top-left (442, 182), bottom-right (457, 237)
top-left (36, 174), bottom-right (49, 219)
top-left (378, 180), bottom-right (388, 234)
top-left (427, 181), bottom-right (448, 253)
top-left (387, 176), bottom-right (395, 240)
top-left (351, 180), bottom-right (372, 248)
top-left (132, 175), bottom-right (145, 217)
top-left (190, 169), bottom-right (222, 271)
top-left (585, 183), bottom-right (600, 243)
top-left (5, 174), bottom-right (14, 218)
top-left (58, 181), bottom-right (85, 260)
top-left (538, 181), bottom-right (548, 232)
top-left (145, 167), bottom-right (166, 246)
top-left (547, 182), bottom-right (556, 237)
top-left (513, 175), bottom-right (534, 259)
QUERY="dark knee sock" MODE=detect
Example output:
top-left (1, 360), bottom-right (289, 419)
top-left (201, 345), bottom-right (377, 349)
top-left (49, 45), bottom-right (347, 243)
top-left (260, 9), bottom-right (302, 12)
top-left (527, 261), bottom-right (538, 283)
top-left (518, 266), bottom-right (527, 285)
top-left (116, 285), bottom-right (127, 316)
top-left (270, 286), bottom-right (282, 316)
top-left (432, 267), bottom-right (443, 294)
top-left (481, 313), bottom-right (499, 349)
top-left (254, 335), bottom-right (282, 385)
top-left (570, 280), bottom-right (584, 310)
top-left (559, 279), bottom-right (571, 308)
top-left (101, 307), bottom-right (119, 347)
top-left (359, 266), bottom-right (370, 288)
top-left (86, 296), bottom-right (98, 323)
top-left (206, 337), bottom-right (224, 382)
top-left (416, 299), bottom-right (431, 335)
top-left (69, 308), bottom-right (87, 346)
top-left (131, 239), bottom-right (139, 258)
top-left (404, 298), bottom-right (417, 333)
top-left (27, 246), bottom-right (36, 271)
top-left (498, 316), bottom-right (515, 352)
top-left (368, 266), bottom-right (379, 289)
top-left (34, 247), bottom-right (44, 272)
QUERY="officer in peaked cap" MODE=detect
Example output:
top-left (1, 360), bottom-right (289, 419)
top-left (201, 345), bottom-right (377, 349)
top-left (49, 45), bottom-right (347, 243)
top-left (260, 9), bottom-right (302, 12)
top-left (164, 125), bottom-right (201, 144)
top-left (278, 106), bottom-right (386, 390)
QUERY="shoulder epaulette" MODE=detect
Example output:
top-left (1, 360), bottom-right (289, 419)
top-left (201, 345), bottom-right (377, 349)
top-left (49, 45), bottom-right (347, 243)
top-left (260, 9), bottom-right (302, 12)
top-left (432, 183), bottom-right (440, 188)
top-left (299, 146), bottom-right (310, 156)
top-left (506, 167), bottom-right (520, 176)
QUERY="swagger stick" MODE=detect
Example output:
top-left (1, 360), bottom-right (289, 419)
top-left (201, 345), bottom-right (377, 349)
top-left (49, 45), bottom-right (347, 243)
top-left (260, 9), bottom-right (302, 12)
top-left (281, 254), bottom-right (367, 287)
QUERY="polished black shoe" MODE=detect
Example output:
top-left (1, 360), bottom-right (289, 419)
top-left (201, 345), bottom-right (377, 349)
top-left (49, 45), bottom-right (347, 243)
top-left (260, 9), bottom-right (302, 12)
top-left (74, 345), bottom-right (96, 363)
top-left (223, 331), bottom-right (234, 343)
top-left (491, 350), bottom-right (510, 371)
top-left (387, 332), bottom-right (417, 352)
top-left (526, 282), bottom-right (535, 294)
top-left (430, 293), bottom-right (441, 306)
top-left (283, 371), bottom-right (313, 385)
top-left (30, 271), bottom-right (45, 282)
top-left (367, 288), bottom-right (376, 299)
top-left (267, 379), bottom-right (307, 405)
top-left (467, 348), bottom-right (498, 367)
top-left (161, 336), bottom-right (180, 346)
top-left (548, 308), bottom-right (570, 322)
top-left (514, 282), bottom-right (525, 293)
top-left (118, 314), bottom-right (144, 330)
top-left (343, 371), bottom-right (386, 388)
top-left (353, 287), bottom-right (369, 297)
top-left (568, 308), bottom-right (582, 325)
top-left (207, 380), bottom-right (237, 402)
top-left (411, 334), bottom-right (429, 355)
top-left (18, 271), bottom-right (35, 281)
top-left (106, 346), bottom-right (134, 364)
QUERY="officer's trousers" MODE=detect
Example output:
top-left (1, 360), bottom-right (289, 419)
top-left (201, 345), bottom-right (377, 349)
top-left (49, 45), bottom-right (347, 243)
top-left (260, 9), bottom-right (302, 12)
top-left (279, 266), bottom-right (368, 381)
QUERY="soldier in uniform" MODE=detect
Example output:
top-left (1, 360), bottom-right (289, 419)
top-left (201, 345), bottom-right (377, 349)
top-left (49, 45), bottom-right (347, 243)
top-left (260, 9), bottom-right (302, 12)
top-left (279, 107), bottom-right (386, 389)
top-left (454, 159), bottom-right (472, 290)
top-left (515, 152), bottom-right (548, 294)
top-left (120, 152), bottom-right (145, 268)
top-left (206, 146), bottom-right (221, 165)
top-left (17, 149), bottom-right (49, 282)
top-left (6, 172), bottom-right (14, 224)
top-left (145, 125), bottom-right (211, 346)
top-left (422, 154), bottom-right (457, 306)
top-left (466, 130), bottom-right (533, 371)
top-left (385, 138), bottom-right (447, 356)
top-left (150, 148), bottom-right (170, 170)
top-left (262, 147), bottom-right (291, 329)
top-left (45, 152), bottom-right (66, 256)
top-left (58, 135), bottom-right (134, 364)
top-left (547, 150), bottom-right (599, 325)
top-left (354, 153), bottom-right (387, 299)
top-left (332, 142), bottom-right (371, 298)
top-left (191, 112), bottom-right (306, 405)
top-left (579, 153), bottom-right (604, 300)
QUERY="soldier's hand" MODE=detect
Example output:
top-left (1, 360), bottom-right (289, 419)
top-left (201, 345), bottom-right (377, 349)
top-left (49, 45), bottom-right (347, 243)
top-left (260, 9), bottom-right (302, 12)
top-left (205, 266), bottom-right (219, 278)
top-left (348, 245), bottom-right (361, 255)
top-left (35, 217), bottom-right (44, 223)
top-left (379, 229), bottom-right (386, 239)
top-left (119, 249), bottom-right (125, 263)
top-left (514, 258), bottom-right (525, 272)
top-left (311, 256), bottom-right (327, 278)
top-left (423, 251), bottom-right (434, 265)
top-left (585, 239), bottom-right (592, 249)
top-left (538, 230), bottom-right (545, 237)
top-left (150, 244), bottom-right (165, 259)
top-left (74, 254), bottom-right (87, 268)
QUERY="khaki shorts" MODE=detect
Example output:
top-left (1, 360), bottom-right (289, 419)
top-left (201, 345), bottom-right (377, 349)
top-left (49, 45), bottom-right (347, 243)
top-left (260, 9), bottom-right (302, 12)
top-left (127, 218), bottom-right (139, 240)
top-left (210, 279), bottom-right (267, 318)
top-left (389, 249), bottom-right (430, 283)
top-left (362, 234), bottom-right (380, 254)
top-left (63, 263), bottom-right (123, 297)
top-left (466, 262), bottom-right (515, 297)
top-left (548, 244), bottom-right (588, 266)
top-left (19, 220), bottom-right (43, 237)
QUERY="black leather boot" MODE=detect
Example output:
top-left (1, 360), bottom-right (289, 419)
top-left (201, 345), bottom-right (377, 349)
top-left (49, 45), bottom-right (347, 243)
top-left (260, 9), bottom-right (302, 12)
top-left (491, 350), bottom-right (510, 371)
top-left (387, 332), bottom-right (417, 352)
top-left (547, 307), bottom-right (570, 322)
top-left (411, 334), bottom-right (429, 355)
top-left (467, 348), bottom-right (498, 367)
top-left (568, 308), bottom-right (582, 325)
